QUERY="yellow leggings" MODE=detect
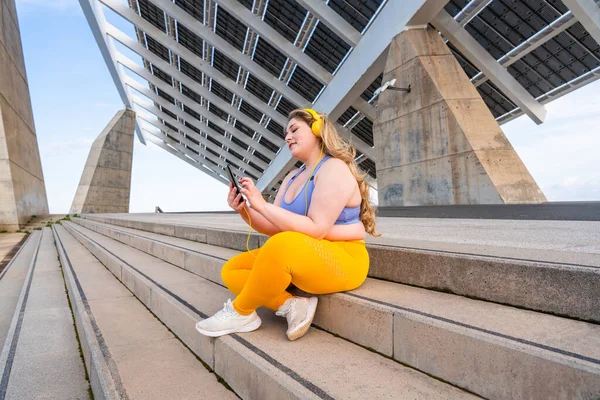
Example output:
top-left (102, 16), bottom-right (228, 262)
top-left (222, 231), bottom-right (369, 315)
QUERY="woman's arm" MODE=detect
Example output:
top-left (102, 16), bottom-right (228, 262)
top-left (240, 159), bottom-right (356, 240)
top-left (234, 170), bottom-right (298, 237)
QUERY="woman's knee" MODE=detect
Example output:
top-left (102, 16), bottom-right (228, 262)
top-left (221, 252), bottom-right (252, 288)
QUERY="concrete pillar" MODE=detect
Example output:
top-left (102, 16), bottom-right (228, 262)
top-left (373, 28), bottom-right (547, 206)
top-left (70, 109), bottom-right (135, 214)
top-left (0, 0), bottom-right (49, 231)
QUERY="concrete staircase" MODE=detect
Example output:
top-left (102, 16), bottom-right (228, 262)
top-left (0, 215), bottom-right (597, 399)
top-left (17, 214), bottom-right (67, 232)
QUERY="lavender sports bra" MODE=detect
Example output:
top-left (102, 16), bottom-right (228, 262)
top-left (279, 156), bottom-right (361, 225)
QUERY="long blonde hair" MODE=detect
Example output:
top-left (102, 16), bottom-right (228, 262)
top-left (288, 109), bottom-right (380, 237)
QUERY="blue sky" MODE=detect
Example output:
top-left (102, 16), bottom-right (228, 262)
top-left (15, 0), bottom-right (600, 214)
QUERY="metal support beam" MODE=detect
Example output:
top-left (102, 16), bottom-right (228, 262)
top-left (123, 75), bottom-right (276, 158)
top-left (137, 113), bottom-right (225, 174)
top-left (132, 95), bottom-right (265, 175)
top-left (257, 0), bottom-right (449, 193)
top-left (562, 0), bottom-right (600, 47)
top-left (294, 0), bottom-right (361, 46)
top-left (103, 18), bottom-right (288, 128)
top-left (115, 53), bottom-right (284, 147)
top-left (214, 0), bottom-right (332, 84)
top-left (142, 132), bottom-right (229, 184)
top-left (497, 64), bottom-right (600, 124)
top-left (100, 0), bottom-right (372, 164)
top-left (99, 0), bottom-right (309, 108)
top-left (139, 118), bottom-right (228, 177)
top-left (453, 0), bottom-right (493, 26)
top-left (431, 9), bottom-right (547, 124)
top-left (470, 11), bottom-right (578, 87)
top-left (78, 0), bottom-right (145, 143)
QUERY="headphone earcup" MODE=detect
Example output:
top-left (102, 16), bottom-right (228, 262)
top-left (312, 119), bottom-right (323, 137)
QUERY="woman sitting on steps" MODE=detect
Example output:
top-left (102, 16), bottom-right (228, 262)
top-left (195, 108), bottom-right (380, 341)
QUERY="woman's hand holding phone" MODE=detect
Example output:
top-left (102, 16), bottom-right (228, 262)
top-left (227, 182), bottom-right (246, 212)
top-left (239, 177), bottom-right (267, 214)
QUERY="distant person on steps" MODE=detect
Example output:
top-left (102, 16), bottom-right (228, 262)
top-left (196, 108), bottom-right (380, 341)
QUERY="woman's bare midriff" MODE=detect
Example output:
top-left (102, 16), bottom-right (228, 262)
top-left (324, 222), bottom-right (366, 241)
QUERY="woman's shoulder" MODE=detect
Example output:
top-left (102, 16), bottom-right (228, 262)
top-left (317, 157), bottom-right (353, 183)
top-left (321, 156), bottom-right (350, 173)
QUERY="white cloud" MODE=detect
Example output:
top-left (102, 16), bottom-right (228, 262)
top-left (503, 79), bottom-right (600, 202)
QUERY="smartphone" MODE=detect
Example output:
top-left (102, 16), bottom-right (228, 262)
top-left (226, 164), bottom-right (242, 195)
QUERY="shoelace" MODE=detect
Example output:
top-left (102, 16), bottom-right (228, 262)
top-left (214, 299), bottom-right (238, 321)
top-left (276, 299), bottom-right (296, 323)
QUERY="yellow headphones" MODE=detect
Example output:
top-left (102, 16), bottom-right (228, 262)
top-left (304, 108), bottom-right (323, 137)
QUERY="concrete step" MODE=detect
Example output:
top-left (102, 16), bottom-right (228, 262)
top-left (18, 215), bottom-right (67, 231)
top-left (52, 224), bottom-right (238, 400)
top-left (0, 228), bottom-right (88, 399)
top-left (61, 220), bottom-right (477, 400)
top-left (72, 217), bottom-right (600, 400)
top-left (81, 214), bottom-right (600, 323)
top-left (0, 232), bottom-right (39, 351)
top-left (0, 233), bottom-right (27, 270)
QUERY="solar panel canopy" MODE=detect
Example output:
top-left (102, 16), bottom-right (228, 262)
top-left (84, 0), bottom-right (600, 197)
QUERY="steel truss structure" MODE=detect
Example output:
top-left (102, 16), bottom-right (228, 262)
top-left (81, 0), bottom-right (600, 197)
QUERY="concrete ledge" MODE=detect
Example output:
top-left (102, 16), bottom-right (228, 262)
top-left (53, 226), bottom-right (123, 400)
top-left (0, 231), bottom-right (41, 394)
top-left (368, 244), bottom-right (600, 323)
top-left (81, 215), bottom-right (600, 323)
top-left (72, 218), bottom-right (600, 399)
top-left (63, 221), bottom-right (476, 400)
top-left (377, 202), bottom-right (600, 221)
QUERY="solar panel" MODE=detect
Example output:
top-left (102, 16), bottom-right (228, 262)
top-left (263, 0), bottom-right (306, 43)
top-left (245, 74), bottom-right (273, 103)
top-left (179, 58), bottom-right (203, 85)
top-left (352, 118), bottom-right (374, 147)
top-left (266, 120), bottom-right (285, 139)
top-left (181, 84), bottom-right (201, 104)
top-left (234, 120), bottom-right (254, 138)
top-left (212, 49), bottom-right (240, 81)
top-left (156, 87), bottom-right (175, 104)
top-left (146, 35), bottom-right (170, 62)
top-left (327, 0), bottom-right (383, 33)
top-left (254, 151), bottom-right (271, 165)
top-left (276, 97), bottom-right (298, 117)
top-left (252, 37), bottom-right (286, 78)
top-left (185, 133), bottom-right (200, 146)
top-left (174, 0), bottom-right (203, 23)
top-left (94, 0), bottom-right (600, 190)
top-left (138, 0), bottom-right (166, 32)
top-left (215, 6), bottom-right (247, 51)
top-left (176, 23), bottom-right (204, 58)
top-left (259, 136), bottom-right (279, 153)
top-left (239, 99), bottom-right (263, 123)
top-left (210, 79), bottom-right (234, 103)
top-left (287, 66), bottom-right (324, 102)
top-left (208, 120), bottom-right (225, 136)
top-left (304, 22), bottom-right (352, 73)
top-left (248, 161), bottom-right (264, 173)
top-left (361, 157), bottom-right (377, 179)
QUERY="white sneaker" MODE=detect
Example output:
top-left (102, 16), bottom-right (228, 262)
top-left (195, 299), bottom-right (262, 337)
top-left (276, 297), bottom-right (318, 341)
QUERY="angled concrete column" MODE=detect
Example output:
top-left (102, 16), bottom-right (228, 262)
top-left (0, 0), bottom-right (49, 231)
top-left (374, 28), bottom-right (547, 206)
top-left (70, 109), bottom-right (135, 214)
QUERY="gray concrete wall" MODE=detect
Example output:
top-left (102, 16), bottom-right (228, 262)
top-left (374, 28), bottom-right (546, 206)
top-left (70, 109), bottom-right (135, 214)
top-left (0, 0), bottom-right (49, 231)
